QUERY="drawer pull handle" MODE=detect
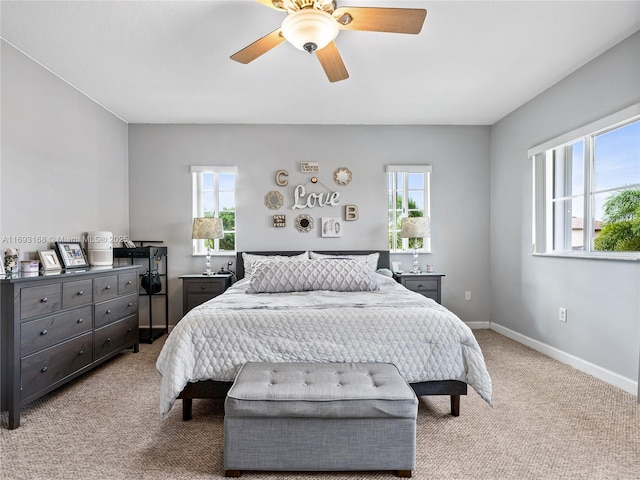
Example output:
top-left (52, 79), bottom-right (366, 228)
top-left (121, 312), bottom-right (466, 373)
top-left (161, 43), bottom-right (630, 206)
top-left (106, 285), bottom-right (112, 290)
top-left (79, 350), bottom-right (84, 356)
top-left (127, 280), bottom-right (132, 285)
top-left (77, 318), bottom-right (84, 324)
top-left (41, 297), bottom-right (48, 303)
top-left (201, 285), bottom-right (206, 289)
top-left (106, 337), bottom-right (111, 343)
top-left (41, 366), bottom-right (48, 373)
top-left (78, 290), bottom-right (84, 296)
top-left (40, 329), bottom-right (48, 336)
top-left (106, 309), bottom-right (112, 314)
top-left (417, 284), bottom-right (424, 288)
top-left (128, 327), bottom-right (132, 332)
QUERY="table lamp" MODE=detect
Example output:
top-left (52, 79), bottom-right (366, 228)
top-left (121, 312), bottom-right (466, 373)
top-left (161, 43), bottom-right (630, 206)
top-left (192, 217), bottom-right (224, 276)
top-left (400, 217), bottom-right (430, 274)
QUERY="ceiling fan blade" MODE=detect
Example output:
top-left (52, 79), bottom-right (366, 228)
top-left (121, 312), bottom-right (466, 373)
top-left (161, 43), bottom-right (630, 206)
top-left (254, 0), bottom-right (284, 10)
top-left (316, 41), bottom-right (349, 83)
top-left (230, 28), bottom-right (285, 64)
top-left (334, 7), bottom-right (427, 34)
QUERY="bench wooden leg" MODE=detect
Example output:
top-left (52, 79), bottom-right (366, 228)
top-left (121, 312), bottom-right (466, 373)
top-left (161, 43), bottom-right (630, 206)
top-left (225, 470), bottom-right (241, 477)
top-left (182, 398), bottom-right (193, 421)
top-left (451, 394), bottom-right (460, 417)
top-left (396, 470), bottom-right (412, 478)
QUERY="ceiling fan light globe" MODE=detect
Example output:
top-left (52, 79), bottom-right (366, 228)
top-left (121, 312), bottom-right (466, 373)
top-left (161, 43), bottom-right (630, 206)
top-left (281, 9), bottom-right (339, 52)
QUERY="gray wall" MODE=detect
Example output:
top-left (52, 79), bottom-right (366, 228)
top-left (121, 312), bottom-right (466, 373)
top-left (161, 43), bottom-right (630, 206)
top-left (490, 31), bottom-right (640, 393)
top-left (0, 41), bottom-right (130, 256)
top-left (128, 124), bottom-right (491, 326)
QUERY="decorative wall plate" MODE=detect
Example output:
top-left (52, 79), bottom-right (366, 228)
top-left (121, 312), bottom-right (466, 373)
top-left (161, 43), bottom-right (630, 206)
top-left (294, 213), bottom-right (314, 233)
top-left (265, 190), bottom-right (284, 209)
top-left (334, 167), bottom-right (352, 186)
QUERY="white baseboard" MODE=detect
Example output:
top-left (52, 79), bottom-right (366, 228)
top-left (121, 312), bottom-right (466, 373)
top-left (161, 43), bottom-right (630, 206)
top-left (466, 321), bottom-right (491, 330)
top-left (490, 322), bottom-right (638, 398)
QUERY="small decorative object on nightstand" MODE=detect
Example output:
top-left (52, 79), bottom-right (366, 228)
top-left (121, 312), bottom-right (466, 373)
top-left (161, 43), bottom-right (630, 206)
top-left (395, 272), bottom-right (445, 304)
top-left (180, 273), bottom-right (233, 315)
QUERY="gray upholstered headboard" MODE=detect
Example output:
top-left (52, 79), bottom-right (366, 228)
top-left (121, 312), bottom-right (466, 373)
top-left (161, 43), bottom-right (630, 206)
top-left (235, 250), bottom-right (390, 279)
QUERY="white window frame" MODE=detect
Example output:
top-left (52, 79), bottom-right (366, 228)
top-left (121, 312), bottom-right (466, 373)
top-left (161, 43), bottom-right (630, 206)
top-left (530, 104), bottom-right (640, 260)
top-left (386, 165), bottom-right (432, 253)
top-left (191, 166), bottom-right (237, 255)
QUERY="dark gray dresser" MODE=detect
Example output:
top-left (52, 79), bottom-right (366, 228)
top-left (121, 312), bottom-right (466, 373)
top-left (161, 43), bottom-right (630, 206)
top-left (1, 265), bottom-right (141, 429)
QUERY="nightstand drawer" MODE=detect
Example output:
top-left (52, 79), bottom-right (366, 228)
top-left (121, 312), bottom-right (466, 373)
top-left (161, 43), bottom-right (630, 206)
top-left (186, 280), bottom-right (226, 294)
top-left (403, 278), bottom-right (439, 292)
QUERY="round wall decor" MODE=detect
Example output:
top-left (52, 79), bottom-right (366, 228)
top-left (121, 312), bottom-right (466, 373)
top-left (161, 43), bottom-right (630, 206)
top-left (294, 213), bottom-right (314, 233)
top-left (264, 190), bottom-right (284, 210)
top-left (334, 167), bottom-right (352, 186)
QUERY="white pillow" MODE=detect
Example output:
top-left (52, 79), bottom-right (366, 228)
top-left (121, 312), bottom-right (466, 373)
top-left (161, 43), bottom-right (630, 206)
top-left (247, 258), bottom-right (379, 294)
top-left (309, 251), bottom-right (380, 272)
top-left (242, 251), bottom-right (308, 277)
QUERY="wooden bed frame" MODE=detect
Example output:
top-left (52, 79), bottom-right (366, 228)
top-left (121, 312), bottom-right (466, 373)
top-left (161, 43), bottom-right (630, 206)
top-left (176, 250), bottom-right (468, 420)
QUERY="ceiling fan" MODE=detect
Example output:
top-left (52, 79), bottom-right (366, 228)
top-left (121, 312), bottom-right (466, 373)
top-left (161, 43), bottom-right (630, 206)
top-left (230, 0), bottom-right (427, 83)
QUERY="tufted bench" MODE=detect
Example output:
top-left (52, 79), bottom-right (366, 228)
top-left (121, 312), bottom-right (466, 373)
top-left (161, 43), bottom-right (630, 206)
top-left (223, 362), bottom-right (418, 478)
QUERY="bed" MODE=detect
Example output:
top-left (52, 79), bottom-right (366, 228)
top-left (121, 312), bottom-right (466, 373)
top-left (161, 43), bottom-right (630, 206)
top-left (156, 250), bottom-right (492, 420)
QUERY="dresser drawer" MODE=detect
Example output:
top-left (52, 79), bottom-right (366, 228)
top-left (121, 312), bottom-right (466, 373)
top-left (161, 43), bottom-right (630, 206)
top-left (403, 278), bottom-right (439, 292)
top-left (62, 279), bottom-right (93, 309)
top-left (21, 332), bottom-right (93, 400)
top-left (94, 315), bottom-right (138, 361)
top-left (21, 305), bottom-right (93, 356)
top-left (20, 284), bottom-right (62, 320)
top-left (118, 272), bottom-right (137, 295)
top-left (93, 275), bottom-right (118, 302)
top-left (186, 280), bottom-right (226, 295)
top-left (94, 293), bottom-right (138, 329)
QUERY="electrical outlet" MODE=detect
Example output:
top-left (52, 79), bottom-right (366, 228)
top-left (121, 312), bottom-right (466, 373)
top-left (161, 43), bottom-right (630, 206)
top-left (559, 307), bottom-right (567, 322)
top-left (465, 291), bottom-right (471, 301)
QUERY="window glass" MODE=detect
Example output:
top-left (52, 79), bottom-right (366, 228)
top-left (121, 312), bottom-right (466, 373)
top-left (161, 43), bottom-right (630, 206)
top-left (532, 112), bottom-right (640, 258)
top-left (192, 167), bottom-right (237, 253)
top-left (387, 167), bottom-right (431, 253)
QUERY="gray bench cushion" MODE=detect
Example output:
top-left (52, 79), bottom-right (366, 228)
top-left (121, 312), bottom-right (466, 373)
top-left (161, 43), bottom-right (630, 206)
top-left (225, 362), bottom-right (417, 419)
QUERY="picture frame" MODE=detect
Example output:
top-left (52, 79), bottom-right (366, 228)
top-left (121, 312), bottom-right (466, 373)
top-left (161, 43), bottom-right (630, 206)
top-left (39, 249), bottom-right (63, 271)
top-left (55, 242), bottom-right (89, 268)
top-left (0, 258), bottom-right (4, 276)
top-left (321, 217), bottom-right (343, 237)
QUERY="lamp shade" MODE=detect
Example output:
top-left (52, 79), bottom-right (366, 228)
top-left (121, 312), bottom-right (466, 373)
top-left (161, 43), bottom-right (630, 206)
top-left (400, 217), bottom-right (430, 239)
top-left (192, 217), bottom-right (224, 240)
top-left (281, 9), bottom-right (339, 53)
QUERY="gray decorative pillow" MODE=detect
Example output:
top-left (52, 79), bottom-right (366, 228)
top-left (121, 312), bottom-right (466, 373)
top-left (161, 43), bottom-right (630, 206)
top-left (242, 251), bottom-right (308, 277)
top-left (309, 251), bottom-right (380, 272)
top-left (247, 258), bottom-right (379, 293)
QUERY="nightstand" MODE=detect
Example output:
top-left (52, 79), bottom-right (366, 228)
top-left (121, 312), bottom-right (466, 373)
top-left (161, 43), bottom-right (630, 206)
top-left (180, 273), bottom-right (233, 315)
top-left (394, 272), bottom-right (445, 304)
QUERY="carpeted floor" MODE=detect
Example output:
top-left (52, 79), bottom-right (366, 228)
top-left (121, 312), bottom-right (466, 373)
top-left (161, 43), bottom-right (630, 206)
top-left (1, 330), bottom-right (638, 480)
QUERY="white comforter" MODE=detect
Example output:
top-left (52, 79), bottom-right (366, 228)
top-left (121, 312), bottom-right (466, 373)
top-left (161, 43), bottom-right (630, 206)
top-left (156, 274), bottom-right (492, 415)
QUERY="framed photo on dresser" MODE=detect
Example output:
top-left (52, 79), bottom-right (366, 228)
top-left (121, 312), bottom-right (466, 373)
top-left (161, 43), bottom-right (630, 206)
top-left (55, 242), bottom-right (89, 268)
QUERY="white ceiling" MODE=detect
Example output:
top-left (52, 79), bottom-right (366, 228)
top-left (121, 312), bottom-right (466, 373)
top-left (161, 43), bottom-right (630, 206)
top-left (1, 0), bottom-right (639, 125)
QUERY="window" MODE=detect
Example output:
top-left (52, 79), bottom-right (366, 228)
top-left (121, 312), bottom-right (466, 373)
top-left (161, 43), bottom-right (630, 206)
top-left (387, 165), bottom-right (432, 253)
top-left (531, 105), bottom-right (640, 259)
top-left (191, 166), bottom-right (237, 254)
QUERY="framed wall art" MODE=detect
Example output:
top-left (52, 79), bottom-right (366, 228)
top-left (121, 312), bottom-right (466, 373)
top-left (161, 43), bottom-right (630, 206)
top-left (55, 242), bottom-right (89, 268)
top-left (38, 249), bottom-right (63, 271)
top-left (321, 217), bottom-right (342, 237)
